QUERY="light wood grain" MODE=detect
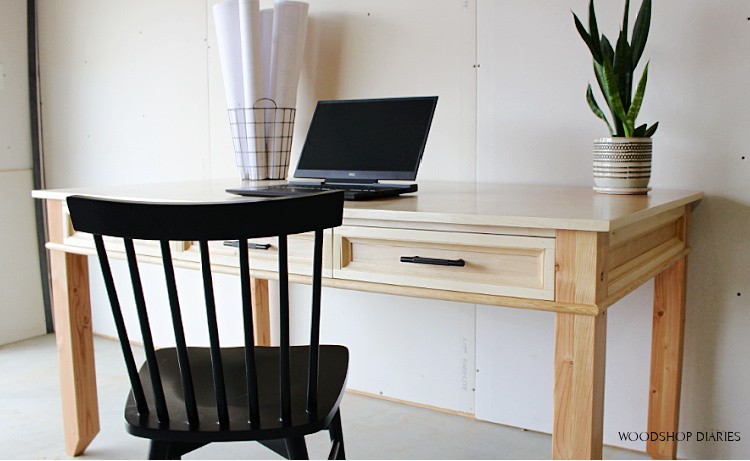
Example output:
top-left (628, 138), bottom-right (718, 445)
top-left (35, 182), bottom-right (703, 459)
top-left (334, 226), bottom-right (555, 300)
top-left (647, 206), bottom-right (690, 460)
top-left (32, 179), bottom-right (704, 232)
top-left (46, 201), bottom-right (100, 456)
top-left (609, 206), bottom-right (684, 247)
top-left (553, 312), bottom-right (607, 460)
top-left (250, 278), bottom-right (271, 346)
top-left (553, 230), bottom-right (608, 459)
top-left (609, 222), bottom-right (678, 270)
top-left (184, 232), bottom-right (332, 277)
top-left (555, 231), bottom-right (609, 306)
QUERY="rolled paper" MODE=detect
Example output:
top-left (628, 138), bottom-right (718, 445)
top-left (213, 0), bottom-right (244, 110)
top-left (238, 0), bottom-right (267, 179)
top-left (267, 0), bottom-right (309, 178)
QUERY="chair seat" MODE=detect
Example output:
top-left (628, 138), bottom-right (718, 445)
top-left (125, 345), bottom-right (349, 443)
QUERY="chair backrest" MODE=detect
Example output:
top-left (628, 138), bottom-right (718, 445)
top-left (66, 191), bottom-right (344, 429)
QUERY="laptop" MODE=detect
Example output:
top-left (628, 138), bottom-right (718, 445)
top-left (227, 96), bottom-right (438, 200)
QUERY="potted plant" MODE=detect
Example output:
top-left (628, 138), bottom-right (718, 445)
top-left (573, 0), bottom-right (658, 194)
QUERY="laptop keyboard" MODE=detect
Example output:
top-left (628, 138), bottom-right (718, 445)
top-left (266, 183), bottom-right (394, 193)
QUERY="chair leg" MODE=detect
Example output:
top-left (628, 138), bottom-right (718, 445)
top-left (284, 436), bottom-right (309, 460)
top-left (328, 410), bottom-right (346, 460)
top-left (148, 440), bottom-right (171, 460)
top-left (148, 440), bottom-right (207, 460)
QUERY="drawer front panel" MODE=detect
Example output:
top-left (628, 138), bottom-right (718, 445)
top-left (62, 204), bottom-right (188, 256)
top-left (62, 204), bottom-right (330, 276)
top-left (182, 232), bottom-right (332, 277)
top-left (333, 226), bottom-right (555, 300)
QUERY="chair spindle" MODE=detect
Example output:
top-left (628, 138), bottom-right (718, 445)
top-left (67, 192), bottom-right (347, 458)
top-left (160, 241), bottom-right (199, 427)
top-left (238, 238), bottom-right (260, 426)
top-left (124, 238), bottom-right (169, 423)
top-left (93, 235), bottom-right (149, 416)
top-left (199, 240), bottom-right (230, 427)
top-left (278, 234), bottom-right (292, 424)
top-left (307, 229), bottom-right (324, 414)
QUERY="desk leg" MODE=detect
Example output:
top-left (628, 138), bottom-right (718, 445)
top-left (250, 277), bottom-right (271, 346)
top-left (47, 201), bottom-right (99, 456)
top-left (647, 257), bottom-right (687, 460)
top-left (49, 253), bottom-right (100, 455)
top-left (553, 230), bottom-right (608, 459)
top-left (553, 312), bottom-right (607, 459)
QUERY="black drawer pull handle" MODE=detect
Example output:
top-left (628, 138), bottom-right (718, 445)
top-left (400, 256), bottom-right (466, 267)
top-left (223, 241), bottom-right (272, 250)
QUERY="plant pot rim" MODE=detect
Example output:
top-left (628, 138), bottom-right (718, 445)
top-left (594, 137), bottom-right (652, 142)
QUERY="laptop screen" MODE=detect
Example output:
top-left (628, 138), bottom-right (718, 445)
top-left (294, 96), bottom-right (438, 182)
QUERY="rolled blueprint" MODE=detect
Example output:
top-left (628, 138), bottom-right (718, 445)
top-left (214, 0), bottom-right (308, 180)
top-left (238, 0), bottom-right (266, 179)
top-left (267, 0), bottom-right (309, 179)
top-left (259, 8), bottom-right (274, 100)
top-left (213, 0), bottom-right (244, 109)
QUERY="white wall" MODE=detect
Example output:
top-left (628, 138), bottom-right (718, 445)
top-left (0, 0), bottom-right (46, 345)
top-left (37, 0), bottom-right (749, 458)
top-left (476, 2), bottom-right (749, 458)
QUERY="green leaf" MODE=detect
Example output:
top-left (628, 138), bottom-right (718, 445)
top-left (633, 124), bottom-right (648, 137)
top-left (574, 13), bottom-right (599, 63)
top-left (645, 122), bottom-right (659, 137)
top-left (599, 59), bottom-right (628, 129)
top-left (588, 0), bottom-right (602, 63)
top-left (631, 0), bottom-right (651, 67)
top-left (625, 62), bottom-right (649, 133)
top-left (587, 84), bottom-right (615, 136)
top-left (622, 0), bottom-right (630, 35)
top-left (600, 35), bottom-right (615, 65)
top-left (614, 29), bottom-right (632, 74)
top-left (614, 28), bottom-right (633, 112)
top-left (593, 60), bottom-right (624, 136)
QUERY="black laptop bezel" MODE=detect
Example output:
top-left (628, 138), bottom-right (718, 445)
top-left (292, 96), bottom-right (438, 182)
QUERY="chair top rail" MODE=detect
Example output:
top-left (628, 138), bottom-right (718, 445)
top-left (67, 191), bottom-right (344, 241)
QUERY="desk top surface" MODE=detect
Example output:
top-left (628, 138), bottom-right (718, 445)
top-left (33, 178), bottom-right (703, 232)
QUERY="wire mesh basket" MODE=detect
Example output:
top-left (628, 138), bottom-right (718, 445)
top-left (228, 98), bottom-right (296, 180)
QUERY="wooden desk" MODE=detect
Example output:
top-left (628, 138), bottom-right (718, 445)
top-left (33, 179), bottom-right (703, 459)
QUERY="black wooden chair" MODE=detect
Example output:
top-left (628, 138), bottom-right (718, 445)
top-left (66, 191), bottom-right (347, 460)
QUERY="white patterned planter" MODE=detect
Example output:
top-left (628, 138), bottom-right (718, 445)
top-left (592, 137), bottom-right (652, 194)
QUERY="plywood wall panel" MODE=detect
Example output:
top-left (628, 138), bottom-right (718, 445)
top-left (476, 1), bottom-right (750, 457)
top-left (0, 0), bottom-right (32, 171)
top-left (38, 0), bottom-right (210, 188)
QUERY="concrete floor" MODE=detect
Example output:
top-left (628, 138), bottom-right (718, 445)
top-left (0, 334), bottom-right (648, 460)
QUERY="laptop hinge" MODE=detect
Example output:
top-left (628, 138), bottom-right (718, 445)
top-left (322, 178), bottom-right (379, 185)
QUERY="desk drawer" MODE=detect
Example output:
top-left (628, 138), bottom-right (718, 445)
top-left (182, 232), bottom-right (333, 277)
top-left (61, 203), bottom-right (330, 276)
top-left (61, 204), bottom-right (188, 256)
top-left (333, 226), bottom-right (555, 300)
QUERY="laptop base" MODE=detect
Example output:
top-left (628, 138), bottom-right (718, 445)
top-left (227, 182), bottom-right (417, 201)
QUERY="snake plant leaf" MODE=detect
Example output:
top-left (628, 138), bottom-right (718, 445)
top-left (574, 12), bottom-right (602, 63)
top-left (645, 122), bottom-right (659, 137)
top-left (622, 0), bottom-right (630, 36)
top-left (633, 123), bottom-right (648, 137)
top-left (593, 61), bottom-right (625, 136)
top-left (631, 0), bottom-right (651, 67)
top-left (614, 28), bottom-right (633, 111)
top-left (587, 84), bottom-right (615, 136)
top-left (625, 62), bottom-right (649, 133)
top-left (600, 35), bottom-right (615, 66)
top-left (614, 29), bottom-right (632, 74)
top-left (588, 0), bottom-right (602, 63)
top-left (599, 59), bottom-right (628, 128)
